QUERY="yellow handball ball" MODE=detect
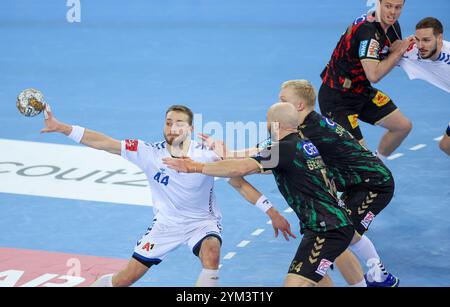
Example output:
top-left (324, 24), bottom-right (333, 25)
top-left (17, 88), bottom-right (46, 117)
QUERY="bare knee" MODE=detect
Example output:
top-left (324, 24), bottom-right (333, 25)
top-left (199, 238), bottom-right (221, 269)
top-left (390, 119), bottom-right (412, 135)
top-left (402, 120), bottom-right (413, 134)
top-left (381, 112), bottom-right (413, 135)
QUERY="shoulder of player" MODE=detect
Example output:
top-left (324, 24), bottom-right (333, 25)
top-left (143, 140), bottom-right (167, 151)
top-left (442, 40), bottom-right (450, 53)
top-left (356, 21), bottom-right (378, 35)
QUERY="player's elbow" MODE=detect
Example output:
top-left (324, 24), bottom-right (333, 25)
top-left (227, 177), bottom-right (243, 189)
top-left (232, 163), bottom-right (254, 177)
top-left (439, 138), bottom-right (450, 156)
top-left (366, 73), bottom-right (381, 84)
top-left (362, 65), bottom-right (382, 83)
top-left (230, 168), bottom-right (248, 177)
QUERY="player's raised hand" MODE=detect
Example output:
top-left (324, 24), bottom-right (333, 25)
top-left (163, 157), bottom-right (203, 173)
top-left (390, 36), bottom-right (416, 55)
top-left (40, 104), bottom-right (64, 134)
top-left (198, 133), bottom-right (229, 159)
top-left (267, 208), bottom-right (297, 241)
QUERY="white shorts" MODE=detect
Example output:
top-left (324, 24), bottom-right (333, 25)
top-left (132, 218), bottom-right (222, 267)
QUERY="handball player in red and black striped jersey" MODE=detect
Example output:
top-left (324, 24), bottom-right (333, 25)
top-left (319, 0), bottom-right (415, 159)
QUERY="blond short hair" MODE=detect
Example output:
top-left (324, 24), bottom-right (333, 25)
top-left (281, 80), bottom-right (316, 108)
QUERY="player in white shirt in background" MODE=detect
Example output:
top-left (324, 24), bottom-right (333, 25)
top-left (40, 104), bottom-right (295, 287)
top-left (399, 17), bottom-right (449, 155)
top-left (400, 17), bottom-right (449, 93)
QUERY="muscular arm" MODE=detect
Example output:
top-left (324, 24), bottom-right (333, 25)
top-left (202, 159), bottom-right (261, 177)
top-left (230, 147), bottom-right (261, 159)
top-left (361, 54), bottom-right (402, 83)
top-left (163, 157), bottom-right (262, 177)
top-left (79, 129), bottom-right (121, 155)
top-left (361, 37), bottom-right (415, 83)
top-left (228, 177), bottom-right (263, 204)
top-left (41, 105), bottom-right (121, 155)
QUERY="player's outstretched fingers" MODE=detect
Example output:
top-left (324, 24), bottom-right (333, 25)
top-left (41, 104), bottom-right (53, 133)
top-left (282, 230), bottom-right (289, 241)
top-left (286, 228), bottom-right (297, 239)
top-left (198, 133), bottom-right (215, 149)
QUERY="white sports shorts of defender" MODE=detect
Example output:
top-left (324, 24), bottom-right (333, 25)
top-left (133, 218), bottom-right (222, 264)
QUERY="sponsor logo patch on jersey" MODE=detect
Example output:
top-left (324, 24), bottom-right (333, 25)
top-left (367, 39), bottom-right (380, 58)
top-left (302, 141), bottom-right (320, 157)
top-left (361, 211), bottom-right (376, 229)
top-left (372, 91), bottom-right (391, 107)
top-left (125, 139), bottom-right (139, 152)
top-left (315, 259), bottom-right (333, 276)
top-left (353, 14), bottom-right (367, 26)
top-left (324, 117), bottom-right (336, 128)
top-left (347, 114), bottom-right (359, 129)
top-left (257, 137), bottom-right (272, 150)
top-left (359, 40), bottom-right (369, 58)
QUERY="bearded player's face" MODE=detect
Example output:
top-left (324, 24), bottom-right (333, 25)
top-left (164, 111), bottom-right (192, 145)
top-left (415, 27), bottom-right (442, 60)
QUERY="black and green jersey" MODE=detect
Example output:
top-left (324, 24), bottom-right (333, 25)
top-left (299, 111), bottom-right (392, 191)
top-left (251, 133), bottom-right (352, 234)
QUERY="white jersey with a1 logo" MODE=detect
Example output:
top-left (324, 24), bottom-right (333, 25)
top-left (399, 40), bottom-right (450, 93)
top-left (120, 139), bottom-right (222, 225)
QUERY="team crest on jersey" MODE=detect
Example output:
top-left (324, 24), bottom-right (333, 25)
top-left (372, 91), bottom-right (391, 107)
top-left (347, 114), bottom-right (359, 129)
top-left (125, 139), bottom-right (139, 152)
top-left (302, 141), bottom-right (320, 157)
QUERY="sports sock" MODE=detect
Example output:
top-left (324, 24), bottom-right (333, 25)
top-left (195, 269), bottom-right (219, 287)
top-left (350, 235), bottom-right (380, 262)
top-left (349, 279), bottom-right (367, 287)
top-left (90, 273), bottom-right (114, 287)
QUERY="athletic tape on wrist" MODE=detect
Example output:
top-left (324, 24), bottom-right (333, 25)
top-left (255, 195), bottom-right (273, 213)
top-left (68, 125), bottom-right (85, 143)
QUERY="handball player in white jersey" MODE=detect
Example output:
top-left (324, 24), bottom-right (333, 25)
top-left (399, 17), bottom-right (450, 155)
top-left (40, 104), bottom-right (294, 287)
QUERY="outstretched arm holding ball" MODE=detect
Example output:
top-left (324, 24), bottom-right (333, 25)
top-left (41, 104), bottom-right (121, 155)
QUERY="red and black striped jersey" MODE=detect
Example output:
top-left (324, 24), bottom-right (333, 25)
top-left (321, 19), bottom-right (402, 94)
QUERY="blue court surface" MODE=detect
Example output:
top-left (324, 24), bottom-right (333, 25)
top-left (0, 0), bottom-right (449, 287)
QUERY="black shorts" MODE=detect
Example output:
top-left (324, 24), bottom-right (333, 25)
top-left (287, 225), bottom-right (354, 283)
top-left (318, 83), bottom-right (398, 141)
top-left (341, 178), bottom-right (395, 236)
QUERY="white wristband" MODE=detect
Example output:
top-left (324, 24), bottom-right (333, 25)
top-left (68, 125), bottom-right (85, 143)
top-left (255, 195), bottom-right (273, 213)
